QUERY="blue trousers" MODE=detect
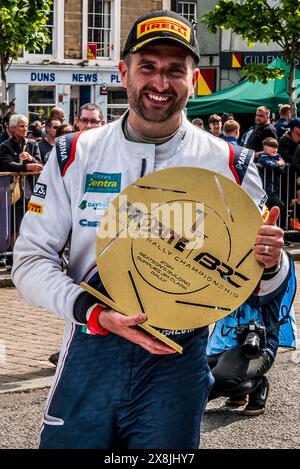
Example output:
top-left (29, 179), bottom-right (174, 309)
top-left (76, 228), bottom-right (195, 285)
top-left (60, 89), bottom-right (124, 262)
top-left (40, 326), bottom-right (213, 449)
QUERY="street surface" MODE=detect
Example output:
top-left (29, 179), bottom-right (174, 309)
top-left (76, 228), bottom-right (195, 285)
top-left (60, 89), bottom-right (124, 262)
top-left (0, 262), bottom-right (299, 449)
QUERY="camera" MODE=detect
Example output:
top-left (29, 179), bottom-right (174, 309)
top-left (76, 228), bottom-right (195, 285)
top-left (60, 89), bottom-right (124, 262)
top-left (235, 320), bottom-right (266, 356)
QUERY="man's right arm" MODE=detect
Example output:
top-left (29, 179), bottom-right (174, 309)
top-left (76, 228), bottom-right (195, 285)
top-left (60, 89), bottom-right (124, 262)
top-left (12, 147), bottom-right (83, 323)
top-left (12, 145), bottom-right (175, 354)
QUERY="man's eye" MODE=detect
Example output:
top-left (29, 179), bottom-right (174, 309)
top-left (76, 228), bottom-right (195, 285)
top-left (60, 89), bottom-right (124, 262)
top-left (140, 64), bottom-right (155, 71)
top-left (169, 68), bottom-right (185, 76)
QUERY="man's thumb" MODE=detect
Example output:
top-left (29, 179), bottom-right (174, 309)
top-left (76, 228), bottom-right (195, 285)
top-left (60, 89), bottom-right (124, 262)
top-left (265, 206), bottom-right (280, 225)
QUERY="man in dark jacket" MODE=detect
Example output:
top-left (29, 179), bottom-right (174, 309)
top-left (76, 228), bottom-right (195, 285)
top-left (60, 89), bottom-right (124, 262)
top-left (274, 104), bottom-right (291, 139)
top-left (0, 114), bottom-right (43, 246)
top-left (279, 118), bottom-right (300, 229)
top-left (245, 106), bottom-right (278, 158)
top-left (279, 117), bottom-right (300, 164)
top-left (0, 114), bottom-right (43, 173)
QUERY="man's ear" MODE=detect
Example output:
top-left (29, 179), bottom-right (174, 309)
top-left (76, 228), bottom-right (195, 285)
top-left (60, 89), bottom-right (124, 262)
top-left (191, 68), bottom-right (199, 96)
top-left (101, 119), bottom-right (106, 126)
top-left (119, 60), bottom-right (128, 88)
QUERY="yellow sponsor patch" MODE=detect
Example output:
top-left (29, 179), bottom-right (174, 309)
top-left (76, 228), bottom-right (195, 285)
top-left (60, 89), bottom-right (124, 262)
top-left (137, 16), bottom-right (191, 42)
top-left (28, 201), bottom-right (44, 215)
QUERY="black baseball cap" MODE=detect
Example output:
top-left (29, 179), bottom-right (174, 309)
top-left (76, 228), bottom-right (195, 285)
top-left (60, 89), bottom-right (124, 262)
top-left (123, 10), bottom-right (200, 63)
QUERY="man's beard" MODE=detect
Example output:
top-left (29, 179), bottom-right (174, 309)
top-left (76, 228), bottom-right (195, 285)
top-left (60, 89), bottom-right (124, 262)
top-left (126, 77), bottom-right (188, 123)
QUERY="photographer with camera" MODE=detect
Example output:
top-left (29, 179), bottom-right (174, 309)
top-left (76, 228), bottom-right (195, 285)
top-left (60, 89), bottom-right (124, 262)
top-left (207, 253), bottom-right (296, 416)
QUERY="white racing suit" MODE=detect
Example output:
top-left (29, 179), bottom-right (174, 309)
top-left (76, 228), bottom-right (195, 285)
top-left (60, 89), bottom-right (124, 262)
top-left (12, 113), bottom-right (288, 448)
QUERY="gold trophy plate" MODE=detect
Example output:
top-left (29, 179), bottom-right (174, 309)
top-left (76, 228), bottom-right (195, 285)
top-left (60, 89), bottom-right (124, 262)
top-left (82, 167), bottom-right (264, 353)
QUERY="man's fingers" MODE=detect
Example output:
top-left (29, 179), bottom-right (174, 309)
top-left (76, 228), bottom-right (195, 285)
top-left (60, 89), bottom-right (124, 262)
top-left (99, 310), bottom-right (176, 355)
top-left (124, 328), bottom-right (176, 354)
top-left (255, 234), bottom-right (284, 248)
top-left (101, 310), bottom-right (147, 327)
top-left (257, 225), bottom-right (284, 245)
top-left (265, 206), bottom-right (280, 226)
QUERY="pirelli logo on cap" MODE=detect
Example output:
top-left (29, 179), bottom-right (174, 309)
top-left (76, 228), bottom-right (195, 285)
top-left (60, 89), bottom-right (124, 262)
top-left (28, 201), bottom-right (44, 215)
top-left (137, 16), bottom-right (191, 42)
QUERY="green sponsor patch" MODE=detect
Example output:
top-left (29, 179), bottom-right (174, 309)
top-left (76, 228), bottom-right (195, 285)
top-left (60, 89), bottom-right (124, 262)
top-left (79, 200), bottom-right (87, 210)
top-left (85, 172), bottom-right (121, 193)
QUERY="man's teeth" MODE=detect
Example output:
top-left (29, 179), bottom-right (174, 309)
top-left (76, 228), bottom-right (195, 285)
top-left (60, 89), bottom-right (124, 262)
top-left (148, 93), bottom-right (169, 102)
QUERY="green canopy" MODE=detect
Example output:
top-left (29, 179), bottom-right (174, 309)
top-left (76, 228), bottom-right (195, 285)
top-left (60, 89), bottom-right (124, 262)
top-left (187, 58), bottom-right (300, 117)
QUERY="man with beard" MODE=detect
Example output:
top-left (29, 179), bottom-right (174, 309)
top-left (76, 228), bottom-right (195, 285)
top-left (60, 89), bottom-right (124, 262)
top-left (245, 106), bottom-right (278, 159)
top-left (12, 10), bottom-right (286, 449)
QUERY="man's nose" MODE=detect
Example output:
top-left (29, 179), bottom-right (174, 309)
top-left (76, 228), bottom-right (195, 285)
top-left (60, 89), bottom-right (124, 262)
top-left (152, 73), bottom-right (170, 92)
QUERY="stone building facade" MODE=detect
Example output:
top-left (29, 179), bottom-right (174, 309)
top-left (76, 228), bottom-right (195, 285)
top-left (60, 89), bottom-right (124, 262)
top-left (8, 0), bottom-right (170, 123)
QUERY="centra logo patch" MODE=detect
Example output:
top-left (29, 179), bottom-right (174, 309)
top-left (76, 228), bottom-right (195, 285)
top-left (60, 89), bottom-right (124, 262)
top-left (28, 201), bottom-right (44, 215)
top-left (85, 172), bottom-right (121, 193)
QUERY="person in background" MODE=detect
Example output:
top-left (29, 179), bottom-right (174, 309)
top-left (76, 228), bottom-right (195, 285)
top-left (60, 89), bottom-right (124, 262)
top-left (208, 114), bottom-right (222, 137)
top-left (221, 113), bottom-right (234, 126)
top-left (55, 123), bottom-right (74, 137)
top-left (207, 248), bottom-right (296, 416)
top-left (74, 103), bottom-right (105, 132)
top-left (278, 117), bottom-right (300, 164)
top-left (274, 104), bottom-right (291, 139)
top-left (38, 118), bottom-right (61, 164)
top-left (0, 114), bottom-right (42, 173)
top-left (0, 111), bottom-right (16, 144)
top-left (50, 107), bottom-right (65, 124)
top-left (278, 118), bottom-right (300, 230)
top-left (257, 137), bottom-right (285, 212)
top-left (27, 124), bottom-right (43, 142)
top-left (245, 106), bottom-right (278, 159)
top-left (222, 119), bottom-right (240, 146)
top-left (0, 114), bottom-right (43, 255)
top-left (191, 117), bottom-right (204, 129)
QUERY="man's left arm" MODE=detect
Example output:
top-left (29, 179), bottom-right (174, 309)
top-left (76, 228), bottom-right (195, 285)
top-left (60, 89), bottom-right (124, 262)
top-left (239, 152), bottom-right (288, 296)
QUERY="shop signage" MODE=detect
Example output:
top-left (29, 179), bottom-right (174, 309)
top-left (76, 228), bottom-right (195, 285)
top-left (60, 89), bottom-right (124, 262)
top-left (8, 68), bottom-right (122, 86)
top-left (220, 51), bottom-right (300, 69)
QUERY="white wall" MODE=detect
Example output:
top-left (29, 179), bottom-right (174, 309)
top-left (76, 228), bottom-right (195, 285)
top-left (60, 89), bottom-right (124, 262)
top-left (9, 84), bottom-right (27, 116)
top-left (221, 31), bottom-right (282, 52)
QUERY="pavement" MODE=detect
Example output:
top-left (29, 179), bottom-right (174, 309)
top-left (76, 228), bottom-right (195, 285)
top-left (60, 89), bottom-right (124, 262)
top-left (0, 250), bottom-right (299, 394)
top-left (0, 279), bottom-right (64, 393)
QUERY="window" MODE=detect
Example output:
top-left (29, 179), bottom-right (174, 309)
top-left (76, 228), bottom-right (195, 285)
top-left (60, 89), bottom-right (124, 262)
top-left (178, 1), bottom-right (197, 24)
top-left (31, 2), bottom-right (55, 55)
top-left (88, 0), bottom-right (112, 58)
top-left (107, 88), bottom-right (128, 122)
top-left (28, 85), bottom-right (56, 121)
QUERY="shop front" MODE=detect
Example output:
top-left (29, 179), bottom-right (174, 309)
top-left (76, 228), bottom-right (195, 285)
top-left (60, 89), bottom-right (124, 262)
top-left (7, 65), bottom-right (128, 124)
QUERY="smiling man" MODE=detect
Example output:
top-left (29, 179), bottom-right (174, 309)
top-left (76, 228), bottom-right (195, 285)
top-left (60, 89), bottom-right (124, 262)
top-left (12, 10), bottom-right (288, 449)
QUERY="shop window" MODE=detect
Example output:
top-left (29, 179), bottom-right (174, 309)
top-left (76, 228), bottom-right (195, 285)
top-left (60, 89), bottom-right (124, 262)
top-left (107, 88), bottom-right (128, 122)
top-left (28, 85), bottom-right (56, 122)
top-left (27, 2), bottom-right (55, 56)
top-left (88, 0), bottom-right (112, 58)
top-left (178, 1), bottom-right (197, 23)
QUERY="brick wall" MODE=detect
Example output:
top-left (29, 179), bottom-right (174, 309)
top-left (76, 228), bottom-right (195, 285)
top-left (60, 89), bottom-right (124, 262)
top-left (121, 0), bottom-right (163, 52)
top-left (64, 0), bottom-right (83, 59)
top-left (63, 0), bottom-right (164, 60)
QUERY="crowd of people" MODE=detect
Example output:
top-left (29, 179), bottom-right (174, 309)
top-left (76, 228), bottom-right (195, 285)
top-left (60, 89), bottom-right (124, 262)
top-left (193, 106), bottom-right (300, 228)
top-left (0, 103), bottom-right (105, 270)
top-left (0, 9), bottom-right (298, 449)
